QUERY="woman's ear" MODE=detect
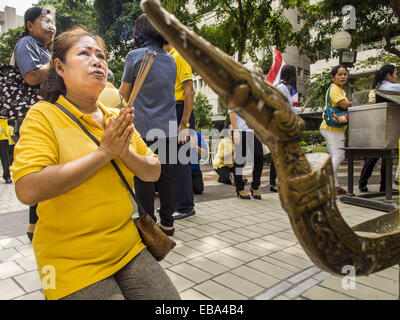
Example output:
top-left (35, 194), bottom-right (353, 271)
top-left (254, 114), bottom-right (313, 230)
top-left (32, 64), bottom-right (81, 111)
top-left (26, 21), bottom-right (33, 33)
top-left (54, 58), bottom-right (64, 78)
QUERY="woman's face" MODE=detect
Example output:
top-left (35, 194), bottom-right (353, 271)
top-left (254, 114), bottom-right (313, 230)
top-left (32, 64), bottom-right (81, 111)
top-left (332, 67), bottom-right (348, 87)
top-left (386, 69), bottom-right (398, 83)
top-left (56, 35), bottom-right (108, 100)
top-left (28, 13), bottom-right (56, 46)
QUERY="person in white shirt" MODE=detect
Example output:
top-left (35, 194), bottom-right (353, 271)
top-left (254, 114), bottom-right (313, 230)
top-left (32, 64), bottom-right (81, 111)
top-left (359, 64), bottom-right (400, 192)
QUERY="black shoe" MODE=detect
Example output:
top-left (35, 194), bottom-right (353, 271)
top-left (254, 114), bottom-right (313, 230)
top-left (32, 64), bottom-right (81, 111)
top-left (159, 224), bottom-right (175, 237)
top-left (236, 190), bottom-right (251, 199)
top-left (172, 208), bottom-right (195, 220)
top-left (269, 186), bottom-right (278, 193)
top-left (359, 185), bottom-right (368, 192)
top-left (250, 188), bottom-right (262, 200)
top-left (4, 178), bottom-right (12, 184)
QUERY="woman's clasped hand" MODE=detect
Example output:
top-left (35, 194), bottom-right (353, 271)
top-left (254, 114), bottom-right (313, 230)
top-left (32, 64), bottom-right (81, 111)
top-left (100, 107), bottom-right (135, 161)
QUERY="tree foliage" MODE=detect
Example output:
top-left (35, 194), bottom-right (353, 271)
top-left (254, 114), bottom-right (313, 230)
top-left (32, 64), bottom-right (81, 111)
top-left (281, 0), bottom-right (400, 62)
top-left (193, 92), bottom-right (214, 130)
top-left (0, 26), bottom-right (23, 64)
top-left (193, 0), bottom-right (293, 72)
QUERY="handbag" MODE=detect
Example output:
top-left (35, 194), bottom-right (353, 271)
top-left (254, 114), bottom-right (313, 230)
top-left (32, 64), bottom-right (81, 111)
top-left (54, 103), bottom-right (176, 261)
top-left (0, 54), bottom-right (42, 119)
top-left (323, 85), bottom-right (348, 128)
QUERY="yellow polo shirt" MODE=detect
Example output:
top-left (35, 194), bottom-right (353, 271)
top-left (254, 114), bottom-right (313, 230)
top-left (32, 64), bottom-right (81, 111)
top-left (11, 95), bottom-right (154, 300)
top-left (0, 119), bottom-right (8, 141)
top-left (213, 137), bottom-right (235, 169)
top-left (320, 83), bottom-right (348, 133)
top-left (169, 48), bottom-right (193, 101)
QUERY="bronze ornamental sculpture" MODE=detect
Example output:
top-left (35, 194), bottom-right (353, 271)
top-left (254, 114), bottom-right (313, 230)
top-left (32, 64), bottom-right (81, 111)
top-left (141, 0), bottom-right (400, 278)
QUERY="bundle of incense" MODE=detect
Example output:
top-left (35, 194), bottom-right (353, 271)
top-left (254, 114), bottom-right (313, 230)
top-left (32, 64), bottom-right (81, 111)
top-left (127, 49), bottom-right (157, 107)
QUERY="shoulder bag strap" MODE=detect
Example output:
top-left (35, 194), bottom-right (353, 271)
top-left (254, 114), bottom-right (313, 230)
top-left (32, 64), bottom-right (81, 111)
top-left (326, 85), bottom-right (333, 108)
top-left (54, 103), bottom-right (147, 217)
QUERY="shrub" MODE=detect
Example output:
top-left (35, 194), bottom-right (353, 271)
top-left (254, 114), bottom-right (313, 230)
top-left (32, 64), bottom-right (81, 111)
top-left (300, 131), bottom-right (325, 145)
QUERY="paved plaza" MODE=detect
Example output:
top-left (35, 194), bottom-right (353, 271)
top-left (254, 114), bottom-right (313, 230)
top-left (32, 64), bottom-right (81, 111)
top-left (0, 162), bottom-right (399, 300)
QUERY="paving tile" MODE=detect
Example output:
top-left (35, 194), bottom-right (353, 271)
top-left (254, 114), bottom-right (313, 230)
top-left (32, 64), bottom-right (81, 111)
top-left (180, 289), bottom-right (211, 300)
top-left (163, 251), bottom-right (189, 265)
top-left (242, 225), bottom-right (275, 236)
top-left (268, 251), bottom-right (313, 269)
top-left (0, 248), bottom-right (24, 262)
top-left (15, 244), bottom-right (34, 257)
top-left (204, 251), bottom-right (244, 269)
top-left (301, 285), bottom-right (356, 300)
top-left (233, 227), bottom-right (263, 239)
top-left (15, 290), bottom-right (44, 300)
top-left (194, 280), bottom-right (247, 300)
top-left (233, 242), bottom-right (272, 257)
top-left (355, 274), bottom-right (399, 296)
top-left (313, 271), bottom-right (332, 282)
top-left (374, 267), bottom-right (399, 281)
top-left (220, 247), bottom-right (258, 262)
top-left (182, 228), bottom-right (211, 238)
top-left (319, 276), bottom-right (398, 300)
top-left (261, 256), bottom-right (302, 273)
top-left (173, 245), bottom-right (204, 259)
top-left (194, 224), bottom-right (224, 234)
top-left (173, 231), bottom-right (198, 242)
top-left (207, 222), bottom-right (235, 231)
top-left (14, 270), bottom-right (42, 293)
top-left (231, 265), bottom-right (281, 288)
top-left (214, 272), bottom-right (264, 297)
top-left (164, 270), bottom-right (195, 293)
top-left (282, 246), bottom-right (312, 261)
top-left (16, 235), bottom-right (31, 245)
top-left (184, 240), bottom-right (218, 254)
top-left (187, 257), bottom-right (229, 276)
top-left (288, 267), bottom-right (320, 284)
top-left (248, 239), bottom-right (285, 252)
top-left (284, 278), bottom-right (320, 299)
top-left (247, 260), bottom-right (293, 280)
top-left (0, 261), bottom-right (25, 279)
top-left (262, 235), bottom-right (297, 248)
top-left (198, 236), bottom-right (232, 249)
top-left (169, 263), bottom-right (213, 283)
top-left (274, 295), bottom-right (290, 300)
top-left (0, 237), bottom-right (23, 249)
top-left (254, 281), bottom-right (292, 300)
top-left (0, 278), bottom-right (26, 300)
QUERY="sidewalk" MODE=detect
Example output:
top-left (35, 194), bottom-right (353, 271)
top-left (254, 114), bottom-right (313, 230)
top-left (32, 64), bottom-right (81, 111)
top-left (0, 162), bottom-right (399, 300)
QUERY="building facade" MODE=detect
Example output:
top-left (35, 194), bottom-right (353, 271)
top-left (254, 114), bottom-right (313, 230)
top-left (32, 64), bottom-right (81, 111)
top-left (0, 6), bottom-right (24, 35)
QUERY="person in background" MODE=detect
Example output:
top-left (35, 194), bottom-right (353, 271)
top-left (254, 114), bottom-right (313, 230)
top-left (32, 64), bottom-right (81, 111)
top-left (164, 43), bottom-right (197, 219)
top-left (13, 6), bottom-right (56, 242)
top-left (320, 65), bottom-right (351, 195)
top-left (213, 123), bottom-right (236, 185)
top-left (98, 70), bottom-right (127, 109)
top-left (0, 116), bottom-right (12, 184)
top-left (189, 125), bottom-right (208, 194)
top-left (11, 26), bottom-right (179, 300)
top-left (358, 64), bottom-right (400, 193)
top-left (273, 64), bottom-right (305, 193)
top-left (7, 121), bottom-right (16, 164)
top-left (119, 14), bottom-right (177, 236)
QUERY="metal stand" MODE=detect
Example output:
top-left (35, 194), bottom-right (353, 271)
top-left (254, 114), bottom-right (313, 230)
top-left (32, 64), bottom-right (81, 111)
top-left (340, 147), bottom-right (399, 212)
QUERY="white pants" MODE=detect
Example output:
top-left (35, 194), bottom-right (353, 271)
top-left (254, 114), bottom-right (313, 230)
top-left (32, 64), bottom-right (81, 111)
top-left (320, 129), bottom-right (346, 187)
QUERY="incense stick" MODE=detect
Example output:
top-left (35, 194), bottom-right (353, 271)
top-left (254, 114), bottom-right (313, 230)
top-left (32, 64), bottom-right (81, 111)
top-left (127, 50), bottom-right (157, 107)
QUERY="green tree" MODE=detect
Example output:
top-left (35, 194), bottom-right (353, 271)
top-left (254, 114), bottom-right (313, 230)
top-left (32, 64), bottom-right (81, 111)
top-left (193, 92), bottom-right (213, 130)
top-left (36, 0), bottom-right (96, 34)
top-left (282, 0), bottom-right (400, 62)
top-left (0, 26), bottom-right (23, 64)
top-left (193, 0), bottom-right (293, 72)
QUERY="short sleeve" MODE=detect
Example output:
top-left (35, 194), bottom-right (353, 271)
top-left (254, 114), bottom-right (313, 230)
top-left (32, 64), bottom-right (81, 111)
top-left (329, 85), bottom-right (347, 107)
top-left (14, 38), bottom-right (44, 77)
top-left (176, 55), bottom-right (192, 84)
top-left (122, 51), bottom-right (142, 84)
top-left (11, 105), bottom-right (59, 182)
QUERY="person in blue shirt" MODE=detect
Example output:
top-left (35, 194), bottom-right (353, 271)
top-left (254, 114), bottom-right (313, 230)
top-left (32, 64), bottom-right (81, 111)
top-left (189, 127), bottom-right (208, 194)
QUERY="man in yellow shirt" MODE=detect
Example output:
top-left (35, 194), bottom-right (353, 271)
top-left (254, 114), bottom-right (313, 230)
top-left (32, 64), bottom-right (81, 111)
top-left (0, 117), bottom-right (12, 183)
top-left (164, 44), bottom-right (196, 220)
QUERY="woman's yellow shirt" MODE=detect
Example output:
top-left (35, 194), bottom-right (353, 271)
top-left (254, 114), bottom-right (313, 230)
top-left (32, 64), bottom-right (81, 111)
top-left (11, 95), bottom-right (155, 300)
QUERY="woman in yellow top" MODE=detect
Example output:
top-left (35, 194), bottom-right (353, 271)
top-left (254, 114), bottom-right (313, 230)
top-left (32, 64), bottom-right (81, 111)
top-left (213, 124), bottom-right (236, 185)
top-left (11, 26), bottom-right (180, 300)
top-left (320, 65), bottom-right (352, 195)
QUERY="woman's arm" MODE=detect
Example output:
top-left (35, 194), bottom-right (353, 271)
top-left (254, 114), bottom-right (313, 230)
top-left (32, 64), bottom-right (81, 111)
top-left (119, 149), bottom-right (161, 182)
top-left (336, 99), bottom-right (352, 110)
top-left (15, 108), bottom-right (134, 205)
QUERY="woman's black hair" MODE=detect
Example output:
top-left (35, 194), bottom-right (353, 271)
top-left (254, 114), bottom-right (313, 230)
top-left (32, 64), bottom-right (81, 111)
top-left (279, 64), bottom-right (297, 91)
top-left (331, 64), bottom-right (348, 78)
top-left (133, 13), bottom-right (166, 48)
top-left (372, 64), bottom-right (396, 89)
top-left (20, 7), bottom-right (43, 38)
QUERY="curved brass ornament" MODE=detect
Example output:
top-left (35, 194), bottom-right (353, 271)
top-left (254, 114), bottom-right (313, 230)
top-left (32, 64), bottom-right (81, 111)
top-left (140, 0), bottom-right (400, 276)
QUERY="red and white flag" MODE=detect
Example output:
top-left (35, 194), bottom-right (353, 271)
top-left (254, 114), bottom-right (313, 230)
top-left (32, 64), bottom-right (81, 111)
top-left (266, 48), bottom-right (285, 85)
